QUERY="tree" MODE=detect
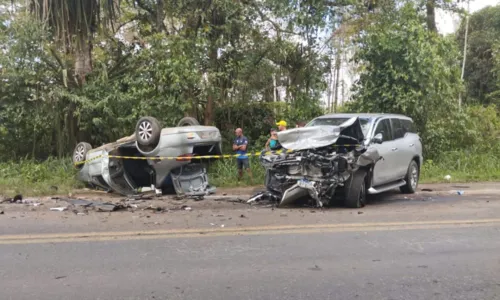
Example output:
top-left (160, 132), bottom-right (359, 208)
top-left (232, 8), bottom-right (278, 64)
top-left (28, 0), bottom-right (120, 85)
top-left (457, 4), bottom-right (500, 105)
top-left (348, 3), bottom-right (463, 155)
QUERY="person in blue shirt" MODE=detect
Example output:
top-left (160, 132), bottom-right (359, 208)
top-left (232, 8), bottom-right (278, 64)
top-left (233, 128), bottom-right (253, 183)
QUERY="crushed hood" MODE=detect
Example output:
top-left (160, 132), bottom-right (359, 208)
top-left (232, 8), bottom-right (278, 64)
top-left (277, 117), bottom-right (365, 151)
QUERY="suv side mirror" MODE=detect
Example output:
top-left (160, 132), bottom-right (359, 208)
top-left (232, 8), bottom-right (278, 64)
top-left (372, 133), bottom-right (383, 144)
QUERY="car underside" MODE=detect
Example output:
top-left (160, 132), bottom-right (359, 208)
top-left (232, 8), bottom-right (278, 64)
top-left (249, 117), bottom-right (381, 208)
top-left (74, 117), bottom-right (222, 198)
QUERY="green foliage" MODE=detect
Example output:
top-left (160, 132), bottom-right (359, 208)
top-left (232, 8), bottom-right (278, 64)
top-left (348, 3), bottom-right (463, 158)
top-left (0, 158), bottom-right (81, 196)
top-left (420, 145), bottom-right (500, 183)
top-left (0, 0), bottom-right (329, 159)
top-left (457, 4), bottom-right (500, 105)
top-left (208, 157), bottom-right (266, 187)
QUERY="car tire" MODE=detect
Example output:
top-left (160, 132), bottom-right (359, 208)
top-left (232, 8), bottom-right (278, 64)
top-left (135, 116), bottom-right (161, 148)
top-left (73, 142), bottom-right (92, 168)
top-left (344, 170), bottom-right (367, 208)
top-left (177, 117), bottom-right (200, 127)
top-left (400, 160), bottom-right (419, 194)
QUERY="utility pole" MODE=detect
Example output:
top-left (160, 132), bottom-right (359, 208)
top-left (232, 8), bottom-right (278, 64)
top-left (459, 0), bottom-right (470, 108)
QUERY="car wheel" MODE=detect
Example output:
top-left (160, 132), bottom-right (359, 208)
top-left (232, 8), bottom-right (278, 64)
top-left (344, 170), bottom-right (367, 208)
top-left (135, 116), bottom-right (161, 148)
top-left (177, 117), bottom-right (200, 127)
top-left (400, 160), bottom-right (419, 194)
top-left (73, 142), bottom-right (92, 168)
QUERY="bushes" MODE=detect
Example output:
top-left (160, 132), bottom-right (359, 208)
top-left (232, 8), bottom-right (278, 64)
top-left (0, 158), bottom-right (81, 196)
top-left (424, 105), bottom-right (500, 159)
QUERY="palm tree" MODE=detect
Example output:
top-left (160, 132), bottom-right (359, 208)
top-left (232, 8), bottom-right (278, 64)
top-left (28, 0), bottom-right (120, 85)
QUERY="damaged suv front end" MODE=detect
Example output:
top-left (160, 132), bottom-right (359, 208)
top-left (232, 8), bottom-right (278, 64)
top-left (253, 117), bottom-right (381, 207)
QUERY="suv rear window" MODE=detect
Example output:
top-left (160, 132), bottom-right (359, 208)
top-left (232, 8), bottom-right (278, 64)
top-left (391, 118), bottom-right (416, 139)
top-left (400, 119), bottom-right (416, 133)
top-left (391, 118), bottom-right (405, 139)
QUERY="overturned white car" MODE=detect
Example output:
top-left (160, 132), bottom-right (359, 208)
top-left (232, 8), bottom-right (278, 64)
top-left (252, 114), bottom-right (423, 208)
top-left (73, 117), bottom-right (222, 197)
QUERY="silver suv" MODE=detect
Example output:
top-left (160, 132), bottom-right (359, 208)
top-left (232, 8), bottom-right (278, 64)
top-left (308, 113), bottom-right (423, 195)
top-left (256, 113), bottom-right (423, 208)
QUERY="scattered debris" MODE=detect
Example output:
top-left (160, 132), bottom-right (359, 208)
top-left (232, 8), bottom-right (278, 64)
top-left (444, 175), bottom-right (451, 181)
top-left (65, 199), bottom-right (94, 207)
top-left (240, 214), bottom-right (247, 218)
top-left (1, 194), bottom-right (23, 204)
top-left (221, 224), bottom-right (225, 228)
top-left (421, 188), bottom-right (433, 192)
top-left (50, 207), bottom-right (68, 212)
top-left (457, 190), bottom-right (465, 195)
top-left (210, 223), bottom-right (215, 226)
top-left (358, 211), bottom-right (364, 215)
top-left (0, 210), bottom-right (4, 215)
top-left (181, 205), bottom-right (192, 211)
top-left (308, 265), bottom-right (322, 271)
top-left (54, 276), bottom-right (67, 280)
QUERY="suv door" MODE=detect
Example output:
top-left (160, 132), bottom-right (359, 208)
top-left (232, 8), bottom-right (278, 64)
top-left (400, 118), bottom-right (422, 168)
top-left (370, 118), bottom-right (399, 186)
top-left (389, 118), bottom-right (411, 178)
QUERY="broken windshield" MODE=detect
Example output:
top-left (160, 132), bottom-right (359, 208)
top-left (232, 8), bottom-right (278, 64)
top-left (307, 117), bottom-right (371, 136)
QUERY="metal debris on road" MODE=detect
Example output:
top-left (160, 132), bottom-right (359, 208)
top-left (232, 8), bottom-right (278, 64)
top-left (50, 207), bottom-right (68, 212)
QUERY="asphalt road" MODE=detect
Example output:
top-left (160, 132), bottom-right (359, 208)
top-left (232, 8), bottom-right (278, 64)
top-left (2, 220), bottom-right (500, 300)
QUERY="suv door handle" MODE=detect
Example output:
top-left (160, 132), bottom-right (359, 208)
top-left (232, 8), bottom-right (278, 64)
top-left (391, 147), bottom-right (398, 151)
top-left (409, 143), bottom-right (415, 147)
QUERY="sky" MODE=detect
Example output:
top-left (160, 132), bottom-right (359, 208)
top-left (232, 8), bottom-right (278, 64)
top-left (437, 0), bottom-right (500, 34)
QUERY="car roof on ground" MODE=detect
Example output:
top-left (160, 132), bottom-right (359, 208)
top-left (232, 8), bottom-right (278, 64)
top-left (314, 113), bottom-right (410, 119)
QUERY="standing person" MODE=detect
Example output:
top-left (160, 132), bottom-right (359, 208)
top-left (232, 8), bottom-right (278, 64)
top-left (265, 128), bottom-right (280, 151)
top-left (233, 128), bottom-right (253, 183)
top-left (276, 120), bottom-right (287, 131)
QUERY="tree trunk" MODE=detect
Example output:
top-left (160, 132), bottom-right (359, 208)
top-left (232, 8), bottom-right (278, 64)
top-left (333, 47), bottom-right (341, 113)
top-left (204, 47), bottom-right (218, 125)
top-left (157, 0), bottom-right (165, 32)
top-left (426, 0), bottom-right (437, 33)
top-left (74, 40), bottom-right (93, 86)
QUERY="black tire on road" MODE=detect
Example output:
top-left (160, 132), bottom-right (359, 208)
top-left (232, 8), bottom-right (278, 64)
top-left (135, 116), bottom-right (161, 147)
top-left (73, 142), bottom-right (92, 168)
top-left (400, 160), bottom-right (419, 194)
top-left (344, 170), bottom-right (367, 208)
top-left (177, 117), bottom-right (200, 127)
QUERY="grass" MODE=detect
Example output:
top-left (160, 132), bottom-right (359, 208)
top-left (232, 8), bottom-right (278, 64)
top-left (0, 158), bottom-right (82, 197)
top-left (1, 149), bottom-right (500, 197)
top-left (419, 148), bottom-right (500, 183)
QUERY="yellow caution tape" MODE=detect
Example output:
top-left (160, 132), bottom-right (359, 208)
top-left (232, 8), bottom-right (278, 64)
top-left (73, 144), bottom-right (361, 166)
